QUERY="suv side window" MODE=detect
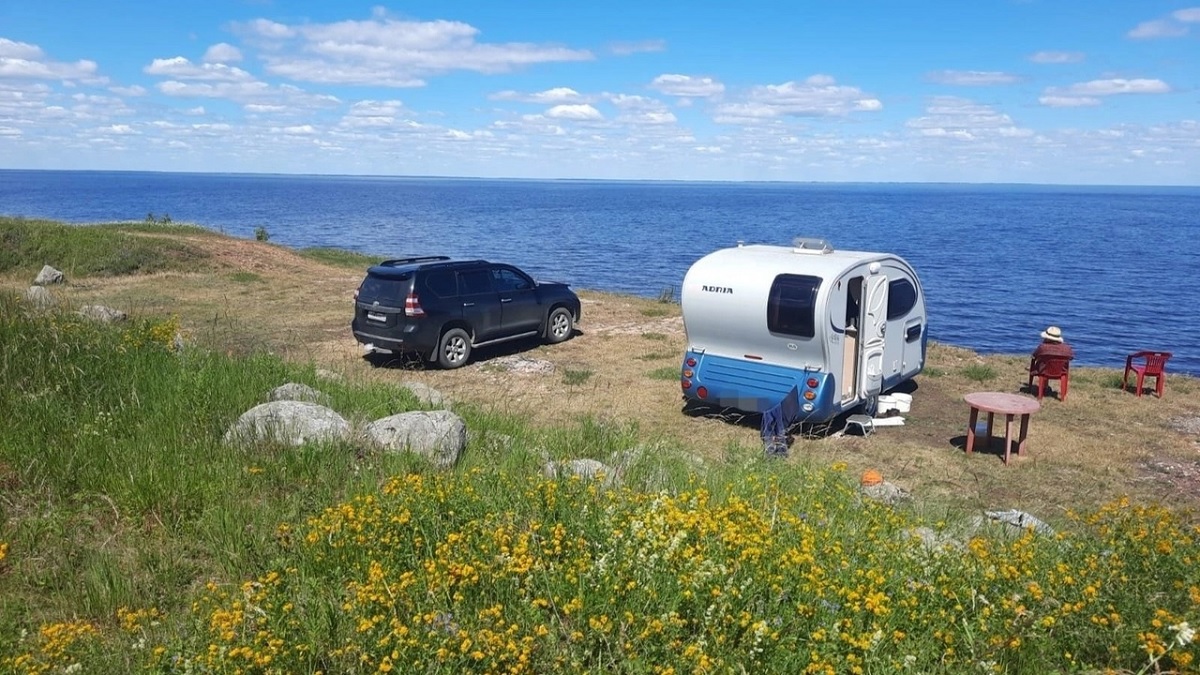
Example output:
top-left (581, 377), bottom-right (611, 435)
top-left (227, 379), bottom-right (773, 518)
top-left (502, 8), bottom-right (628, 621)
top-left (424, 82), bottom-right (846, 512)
top-left (423, 270), bottom-right (457, 298)
top-left (492, 267), bottom-right (533, 292)
top-left (457, 269), bottom-right (494, 296)
top-left (767, 274), bottom-right (820, 338)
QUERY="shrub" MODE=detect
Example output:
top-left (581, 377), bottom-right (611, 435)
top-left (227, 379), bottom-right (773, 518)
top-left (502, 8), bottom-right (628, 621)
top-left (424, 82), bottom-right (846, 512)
top-left (254, 226), bottom-right (270, 242)
top-left (962, 363), bottom-right (998, 382)
top-left (562, 368), bottom-right (594, 385)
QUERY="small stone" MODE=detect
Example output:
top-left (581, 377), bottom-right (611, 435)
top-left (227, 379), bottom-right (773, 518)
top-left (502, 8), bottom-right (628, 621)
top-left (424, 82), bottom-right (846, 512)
top-left (78, 305), bottom-right (128, 322)
top-left (34, 265), bottom-right (64, 285)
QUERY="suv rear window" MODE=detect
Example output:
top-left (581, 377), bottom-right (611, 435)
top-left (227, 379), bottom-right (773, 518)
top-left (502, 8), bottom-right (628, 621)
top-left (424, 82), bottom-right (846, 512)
top-left (767, 274), bottom-right (820, 338)
top-left (358, 273), bottom-right (411, 305)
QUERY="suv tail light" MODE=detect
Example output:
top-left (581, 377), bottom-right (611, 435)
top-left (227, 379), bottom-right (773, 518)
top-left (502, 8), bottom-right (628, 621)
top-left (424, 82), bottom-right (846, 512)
top-left (404, 293), bottom-right (426, 317)
top-left (353, 288), bottom-right (359, 301)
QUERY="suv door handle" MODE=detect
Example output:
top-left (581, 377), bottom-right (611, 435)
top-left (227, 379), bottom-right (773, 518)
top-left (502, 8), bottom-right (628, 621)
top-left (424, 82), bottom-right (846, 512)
top-left (500, 298), bottom-right (512, 303)
top-left (462, 302), bottom-right (475, 307)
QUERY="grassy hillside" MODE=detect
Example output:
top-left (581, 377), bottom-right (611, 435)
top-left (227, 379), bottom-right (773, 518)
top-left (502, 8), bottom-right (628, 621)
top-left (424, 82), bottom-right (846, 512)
top-left (1, 218), bottom-right (1198, 672)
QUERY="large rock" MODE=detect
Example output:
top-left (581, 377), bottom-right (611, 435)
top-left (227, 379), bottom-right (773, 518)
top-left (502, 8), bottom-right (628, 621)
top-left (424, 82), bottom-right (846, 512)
top-left (543, 458), bottom-right (620, 487)
top-left (34, 265), bottom-right (64, 285)
top-left (78, 305), bottom-right (128, 323)
top-left (24, 286), bottom-right (54, 309)
top-left (224, 401), bottom-right (351, 447)
top-left (400, 381), bottom-right (449, 408)
top-left (269, 382), bottom-right (324, 403)
top-left (363, 410), bottom-right (466, 469)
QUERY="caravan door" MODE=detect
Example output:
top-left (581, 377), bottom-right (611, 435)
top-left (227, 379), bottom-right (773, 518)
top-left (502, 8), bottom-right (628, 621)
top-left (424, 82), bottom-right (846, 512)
top-left (858, 272), bottom-right (889, 400)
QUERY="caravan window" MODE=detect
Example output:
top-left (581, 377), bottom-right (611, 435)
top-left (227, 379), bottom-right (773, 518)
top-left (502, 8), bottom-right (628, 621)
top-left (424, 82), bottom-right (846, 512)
top-left (767, 274), bottom-right (820, 338)
top-left (886, 278), bottom-right (918, 320)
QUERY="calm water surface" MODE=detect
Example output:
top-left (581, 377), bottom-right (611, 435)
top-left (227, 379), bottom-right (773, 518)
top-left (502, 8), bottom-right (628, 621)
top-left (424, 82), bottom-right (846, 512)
top-left (2, 170), bottom-right (1197, 375)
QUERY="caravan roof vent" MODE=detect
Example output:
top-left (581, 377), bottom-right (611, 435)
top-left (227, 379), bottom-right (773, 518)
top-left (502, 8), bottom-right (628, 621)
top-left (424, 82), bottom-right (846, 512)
top-left (791, 237), bottom-right (834, 254)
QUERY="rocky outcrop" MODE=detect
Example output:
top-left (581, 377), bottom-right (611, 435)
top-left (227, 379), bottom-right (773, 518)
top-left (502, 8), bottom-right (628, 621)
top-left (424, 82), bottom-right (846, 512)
top-left (400, 381), bottom-right (450, 408)
top-left (543, 458), bottom-right (620, 487)
top-left (363, 410), bottom-right (466, 469)
top-left (224, 401), bottom-right (351, 447)
top-left (24, 286), bottom-right (54, 309)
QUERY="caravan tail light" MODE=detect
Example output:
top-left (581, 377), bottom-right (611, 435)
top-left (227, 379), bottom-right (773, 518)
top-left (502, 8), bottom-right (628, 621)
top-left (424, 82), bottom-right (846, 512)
top-left (696, 386), bottom-right (709, 399)
top-left (806, 377), bottom-right (819, 388)
top-left (681, 379), bottom-right (692, 390)
top-left (404, 293), bottom-right (426, 317)
top-left (803, 391), bottom-right (816, 401)
top-left (686, 357), bottom-right (697, 367)
top-left (682, 369), bottom-right (694, 378)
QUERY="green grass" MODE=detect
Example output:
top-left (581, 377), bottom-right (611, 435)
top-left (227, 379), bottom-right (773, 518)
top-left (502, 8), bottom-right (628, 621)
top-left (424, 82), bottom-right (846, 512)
top-left (1, 289), bottom-right (1198, 674)
top-left (639, 306), bottom-right (672, 318)
top-left (635, 351), bottom-right (676, 361)
top-left (562, 367), bottom-right (594, 385)
top-left (641, 332), bottom-right (668, 341)
top-left (228, 271), bottom-right (263, 283)
top-left (0, 217), bottom-right (209, 278)
top-left (961, 363), bottom-right (999, 382)
top-left (298, 247), bottom-right (386, 269)
top-left (647, 365), bottom-right (680, 380)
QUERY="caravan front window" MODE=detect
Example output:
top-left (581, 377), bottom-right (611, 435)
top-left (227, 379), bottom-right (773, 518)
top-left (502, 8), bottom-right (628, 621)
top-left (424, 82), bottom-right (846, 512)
top-left (767, 274), bottom-right (820, 338)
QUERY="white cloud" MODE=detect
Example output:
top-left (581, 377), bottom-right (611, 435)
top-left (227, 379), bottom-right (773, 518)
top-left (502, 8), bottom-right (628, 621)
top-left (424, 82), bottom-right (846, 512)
top-left (202, 43), bottom-right (243, 64)
top-left (0, 125), bottom-right (23, 136)
top-left (906, 96), bottom-right (1032, 140)
top-left (1174, 7), bottom-right (1200, 21)
top-left (0, 39), bottom-right (98, 81)
top-left (273, 124), bottom-right (317, 135)
top-left (490, 87), bottom-right (585, 104)
top-left (0, 38), bottom-right (43, 60)
top-left (1038, 96), bottom-right (1101, 108)
top-left (926, 70), bottom-right (1020, 86)
top-left (609, 39), bottom-right (666, 56)
top-left (714, 75), bottom-right (882, 122)
top-left (233, 13), bottom-right (592, 87)
top-left (145, 57), bottom-right (254, 82)
top-left (157, 79), bottom-right (340, 109)
top-left (110, 84), bottom-right (147, 96)
top-left (1053, 78), bottom-right (1171, 96)
top-left (1028, 51), bottom-right (1085, 64)
top-left (545, 104), bottom-right (603, 121)
top-left (1127, 18), bottom-right (1189, 39)
top-left (650, 74), bottom-right (725, 98)
top-left (102, 124), bottom-right (137, 135)
top-left (339, 99), bottom-right (407, 128)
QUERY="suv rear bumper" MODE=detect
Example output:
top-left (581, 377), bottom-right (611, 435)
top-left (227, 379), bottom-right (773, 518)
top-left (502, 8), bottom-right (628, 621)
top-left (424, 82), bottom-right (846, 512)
top-left (352, 319), bottom-right (439, 356)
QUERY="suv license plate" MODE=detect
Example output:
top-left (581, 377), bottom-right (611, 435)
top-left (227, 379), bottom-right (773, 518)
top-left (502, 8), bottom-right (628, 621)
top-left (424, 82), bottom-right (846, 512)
top-left (367, 311), bottom-right (387, 322)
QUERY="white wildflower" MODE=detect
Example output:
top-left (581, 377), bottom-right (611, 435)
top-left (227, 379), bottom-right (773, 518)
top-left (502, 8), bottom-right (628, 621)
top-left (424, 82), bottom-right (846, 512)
top-left (1170, 621), bottom-right (1195, 647)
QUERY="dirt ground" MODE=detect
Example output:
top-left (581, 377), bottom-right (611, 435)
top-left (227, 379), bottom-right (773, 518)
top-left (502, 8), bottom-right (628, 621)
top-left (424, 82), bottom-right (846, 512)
top-left (8, 234), bottom-right (1200, 519)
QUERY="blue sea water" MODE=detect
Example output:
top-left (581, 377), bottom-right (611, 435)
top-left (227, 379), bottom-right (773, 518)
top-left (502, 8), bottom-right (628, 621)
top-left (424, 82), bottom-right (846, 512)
top-left (2, 169), bottom-right (1198, 375)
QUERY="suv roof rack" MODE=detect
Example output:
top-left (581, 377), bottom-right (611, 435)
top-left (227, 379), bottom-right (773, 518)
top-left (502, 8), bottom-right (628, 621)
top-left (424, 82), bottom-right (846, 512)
top-left (379, 256), bottom-right (452, 267)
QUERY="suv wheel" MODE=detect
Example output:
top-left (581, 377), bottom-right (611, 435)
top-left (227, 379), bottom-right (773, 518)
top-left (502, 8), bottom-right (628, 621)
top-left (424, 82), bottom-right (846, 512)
top-left (546, 307), bottom-right (574, 344)
top-left (437, 328), bottom-right (472, 369)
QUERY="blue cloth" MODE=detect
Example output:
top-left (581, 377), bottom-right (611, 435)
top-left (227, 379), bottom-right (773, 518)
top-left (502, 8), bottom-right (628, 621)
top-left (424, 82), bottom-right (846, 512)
top-left (761, 385), bottom-right (801, 446)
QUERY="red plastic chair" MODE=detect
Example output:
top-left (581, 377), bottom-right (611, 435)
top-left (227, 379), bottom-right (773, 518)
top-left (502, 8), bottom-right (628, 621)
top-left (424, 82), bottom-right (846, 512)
top-left (1123, 351), bottom-right (1172, 398)
top-left (1028, 354), bottom-right (1072, 401)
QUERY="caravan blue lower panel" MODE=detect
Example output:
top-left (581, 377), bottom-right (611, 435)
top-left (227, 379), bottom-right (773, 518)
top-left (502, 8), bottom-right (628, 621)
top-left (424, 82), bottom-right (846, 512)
top-left (682, 351), bottom-right (837, 421)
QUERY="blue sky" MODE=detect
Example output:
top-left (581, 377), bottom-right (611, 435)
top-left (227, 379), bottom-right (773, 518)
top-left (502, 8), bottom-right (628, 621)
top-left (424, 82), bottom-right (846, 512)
top-left (1, 1), bottom-right (1198, 184)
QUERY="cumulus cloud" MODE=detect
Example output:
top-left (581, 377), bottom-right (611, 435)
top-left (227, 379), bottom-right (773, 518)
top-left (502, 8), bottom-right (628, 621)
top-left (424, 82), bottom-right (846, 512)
top-left (905, 96), bottom-right (1032, 141)
top-left (202, 43), bottom-right (243, 63)
top-left (339, 99), bottom-right (407, 128)
top-left (232, 12), bottom-right (593, 87)
top-left (1127, 8), bottom-right (1199, 39)
top-left (0, 38), bottom-right (99, 81)
top-left (1028, 51), bottom-right (1085, 64)
top-left (714, 75), bottom-right (882, 123)
top-left (609, 39), bottom-right (666, 56)
top-left (650, 74), bottom-right (725, 98)
top-left (1038, 96), bottom-right (1101, 108)
top-left (157, 79), bottom-right (340, 109)
top-left (926, 70), bottom-right (1020, 86)
top-left (1038, 78), bottom-right (1170, 107)
top-left (545, 104), bottom-right (602, 121)
top-left (490, 87), bottom-right (586, 104)
top-left (145, 56), bottom-right (255, 82)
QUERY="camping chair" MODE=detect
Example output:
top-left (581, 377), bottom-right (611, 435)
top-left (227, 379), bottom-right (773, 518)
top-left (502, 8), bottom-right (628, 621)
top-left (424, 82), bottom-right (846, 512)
top-left (1123, 351), bottom-right (1172, 398)
top-left (1027, 354), bottom-right (1072, 401)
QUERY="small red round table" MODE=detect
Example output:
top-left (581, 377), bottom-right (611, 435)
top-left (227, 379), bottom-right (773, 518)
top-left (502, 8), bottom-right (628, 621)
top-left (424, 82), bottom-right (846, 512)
top-left (964, 392), bottom-right (1041, 465)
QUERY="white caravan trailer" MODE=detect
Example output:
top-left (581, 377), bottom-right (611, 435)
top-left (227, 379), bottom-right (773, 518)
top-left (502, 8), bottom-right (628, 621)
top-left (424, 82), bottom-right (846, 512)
top-left (679, 238), bottom-right (926, 423)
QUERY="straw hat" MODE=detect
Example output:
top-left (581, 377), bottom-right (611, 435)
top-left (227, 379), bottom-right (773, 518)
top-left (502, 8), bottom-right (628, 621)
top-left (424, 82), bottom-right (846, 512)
top-left (1040, 326), bottom-right (1063, 342)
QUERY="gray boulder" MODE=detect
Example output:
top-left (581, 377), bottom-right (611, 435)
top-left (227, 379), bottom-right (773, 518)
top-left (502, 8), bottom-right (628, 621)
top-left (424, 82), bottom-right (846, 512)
top-left (34, 265), bottom-right (64, 285)
top-left (400, 381), bottom-right (450, 408)
top-left (543, 458), bottom-right (620, 487)
top-left (78, 305), bottom-right (128, 323)
top-left (224, 401), bottom-right (351, 447)
top-left (269, 382), bottom-right (324, 403)
top-left (25, 286), bottom-right (54, 309)
top-left (363, 410), bottom-right (466, 469)
top-left (860, 480), bottom-right (911, 506)
top-left (983, 509), bottom-right (1055, 535)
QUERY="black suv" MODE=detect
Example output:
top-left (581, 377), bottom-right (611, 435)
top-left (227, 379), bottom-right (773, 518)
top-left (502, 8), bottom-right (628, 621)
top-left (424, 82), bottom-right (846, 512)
top-left (351, 256), bottom-right (581, 368)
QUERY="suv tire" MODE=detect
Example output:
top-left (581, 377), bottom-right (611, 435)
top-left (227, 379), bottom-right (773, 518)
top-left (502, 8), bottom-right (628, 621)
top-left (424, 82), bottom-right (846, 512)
top-left (437, 328), bottom-right (472, 369)
top-left (545, 307), bottom-right (574, 344)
